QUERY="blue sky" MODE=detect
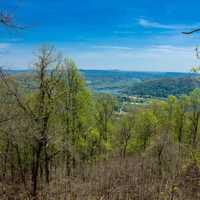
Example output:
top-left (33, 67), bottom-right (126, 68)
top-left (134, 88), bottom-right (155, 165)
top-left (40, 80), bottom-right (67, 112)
top-left (1, 0), bottom-right (200, 71)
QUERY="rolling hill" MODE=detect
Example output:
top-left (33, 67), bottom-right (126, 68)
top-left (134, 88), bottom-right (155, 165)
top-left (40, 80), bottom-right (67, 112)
top-left (126, 77), bottom-right (200, 97)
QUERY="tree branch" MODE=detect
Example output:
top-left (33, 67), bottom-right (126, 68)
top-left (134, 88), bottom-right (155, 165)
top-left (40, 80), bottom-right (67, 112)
top-left (0, 11), bottom-right (26, 29)
top-left (182, 28), bottom-right (200, 35)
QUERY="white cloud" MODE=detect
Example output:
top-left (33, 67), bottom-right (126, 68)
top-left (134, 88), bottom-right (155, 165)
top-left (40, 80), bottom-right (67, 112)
top-left (138, 19), bottom-right (200, 30)
top-left (0, 43), bottom-right (11, 49)
top-left (68, 45), bottom-right (197, 72)
top-left (0, 43), bottom-right (197, 72)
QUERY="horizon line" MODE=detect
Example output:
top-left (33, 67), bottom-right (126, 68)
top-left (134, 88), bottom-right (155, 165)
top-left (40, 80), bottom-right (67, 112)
top-left (4, 67), bottom-right (194, 74)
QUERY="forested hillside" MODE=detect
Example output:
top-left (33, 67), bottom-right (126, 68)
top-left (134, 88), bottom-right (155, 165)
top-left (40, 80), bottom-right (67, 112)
top-left (10, 70), bottom-right (198, 97)
top-left (0, 47), bottom-right (200, 199)
top-left (127, 77), bottom-right (200, 97)
top-left (82, 70), bottom-right (197, 95)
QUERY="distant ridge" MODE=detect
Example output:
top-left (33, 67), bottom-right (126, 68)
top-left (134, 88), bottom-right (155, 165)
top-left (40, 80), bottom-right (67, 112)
top-left (80, 69), bottom-right (197, 81)
top-left (127, 77), bottom-right (200, 97)
top-left (6, 68), bottom-right (197, 80)
top-left (4, 69), bottom-right (199, 97)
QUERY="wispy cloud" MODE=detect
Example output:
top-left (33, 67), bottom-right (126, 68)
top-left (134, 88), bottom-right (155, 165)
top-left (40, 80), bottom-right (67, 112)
top-left (0, 43), bottom-right (197, 72)
top-left (67, 44), bottom-right (197, 72)
top-left (0, 43), bottom-right (12, 56)
top-left (92, 45), bottom-right (134, 50)
top-left (138, 19), bottom-right (200, 30)
top-left (0, 43), bottom-right (11, 49)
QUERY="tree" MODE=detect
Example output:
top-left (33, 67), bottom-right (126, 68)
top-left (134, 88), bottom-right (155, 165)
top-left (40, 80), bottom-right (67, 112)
top-left (188, 89), bottom-right (200, 147)
top-left (29, 46), bottom-right (63, 196)
top-left (55, 58), bottom-right (94, 174)
top-left (136, 109), bottom-right (157, 150)
top-left (95, 94), bottom-right (116, 140)
top-left (95, 93), bottom-right (116, 154)
top-left (174, 95), bottom-right (189, 145)
top-left (0, 46), bottom-right (64, 198)
top-left (117, 112), bottom-right (136, 158)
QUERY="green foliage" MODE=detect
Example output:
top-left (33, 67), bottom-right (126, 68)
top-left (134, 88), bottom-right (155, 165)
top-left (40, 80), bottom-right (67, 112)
top-left (95, 93), bottom-right (116, 140)
top-left (127, 77), bottom-right (200, 97)
top-left (135, 109), bottom-right (158, 150)
top-left (1, 49), bottom-right (200, 198)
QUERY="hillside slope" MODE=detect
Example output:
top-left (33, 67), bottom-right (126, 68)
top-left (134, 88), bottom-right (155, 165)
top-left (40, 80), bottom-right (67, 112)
top-left (127, 77), bottom-right (200, 97)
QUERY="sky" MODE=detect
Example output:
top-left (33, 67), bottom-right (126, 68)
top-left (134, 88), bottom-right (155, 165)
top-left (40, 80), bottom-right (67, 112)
top-left (1, 0), bottom-right (200, 72)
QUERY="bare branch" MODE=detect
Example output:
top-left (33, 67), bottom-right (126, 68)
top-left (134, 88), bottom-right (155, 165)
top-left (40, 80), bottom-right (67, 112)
top-left (182, 28), bottom-right (200, 35)
top-left (0, 69), bottom-right (36, 120)
top-left (0, 11), bottom-right (26, 29)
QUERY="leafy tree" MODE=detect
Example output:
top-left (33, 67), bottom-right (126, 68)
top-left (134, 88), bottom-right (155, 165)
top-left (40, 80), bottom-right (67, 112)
top-left (55, 58), bottom-right (94, 174)
top-left (117, 111), bottom-right (136, 158)
top-left (188, 89), bottom-right (200, 147)
top-left (136, 109), bottom-right (157, 150)
top-left (95, 93), bottom-right (116, 153)
top-left (174, 95), bottom-right (189, 145)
